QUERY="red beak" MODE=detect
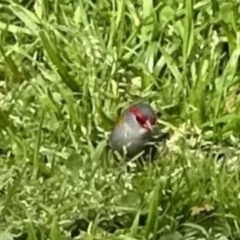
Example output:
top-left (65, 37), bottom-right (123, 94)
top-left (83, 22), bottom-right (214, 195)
top-left (143, 120), bottom-right (152, 130)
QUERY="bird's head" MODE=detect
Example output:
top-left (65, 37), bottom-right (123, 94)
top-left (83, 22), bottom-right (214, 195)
top-left (123, 103), bottom-right (157, 132)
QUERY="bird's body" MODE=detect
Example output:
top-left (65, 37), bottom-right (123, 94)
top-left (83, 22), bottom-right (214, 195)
top-left (109, 102), bottom-right (158, 161)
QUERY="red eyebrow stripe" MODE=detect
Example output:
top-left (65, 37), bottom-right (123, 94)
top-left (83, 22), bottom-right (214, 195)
top-left (130, 106), bottom-right (157, 124)
top-left (129, 106), bottom-right (146, 121)
top-left (129, 106), bottom-right (139, 115)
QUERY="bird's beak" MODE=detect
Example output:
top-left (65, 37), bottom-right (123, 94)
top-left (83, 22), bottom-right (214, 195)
top-left (143, 120), bottom-right (153, 131)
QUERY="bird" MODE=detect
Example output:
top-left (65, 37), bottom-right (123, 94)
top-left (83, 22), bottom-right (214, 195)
top-left (109, 102), bottom-right (160, 164)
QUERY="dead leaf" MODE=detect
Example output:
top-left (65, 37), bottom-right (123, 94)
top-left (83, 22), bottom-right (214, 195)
top-left (191, 203), bottom-right (214, 216)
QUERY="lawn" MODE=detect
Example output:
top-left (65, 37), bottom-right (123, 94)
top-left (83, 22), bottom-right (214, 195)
top-left (1, 0), bottom-right (240, 239)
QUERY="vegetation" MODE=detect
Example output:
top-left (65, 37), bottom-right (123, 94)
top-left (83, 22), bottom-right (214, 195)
top-left (0, 0), bottom-right (240, 239)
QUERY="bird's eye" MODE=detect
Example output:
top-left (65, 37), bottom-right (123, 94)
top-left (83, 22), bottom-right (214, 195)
top-left (136, 115), bottom-right (147, 125)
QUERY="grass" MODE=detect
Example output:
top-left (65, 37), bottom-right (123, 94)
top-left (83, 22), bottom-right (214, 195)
top-left (0, 0), bottom-right (240, 239)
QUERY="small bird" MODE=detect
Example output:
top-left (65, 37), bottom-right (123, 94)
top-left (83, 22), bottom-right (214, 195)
top-left (109, 102), bottom-right (159, 163)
